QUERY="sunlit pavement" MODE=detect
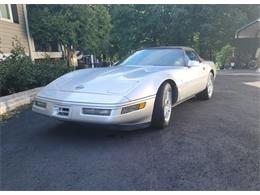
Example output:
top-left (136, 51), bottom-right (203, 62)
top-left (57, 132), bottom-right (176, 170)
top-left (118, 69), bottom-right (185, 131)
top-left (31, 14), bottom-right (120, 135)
top-left (1, 71), bottom-right (259, 190)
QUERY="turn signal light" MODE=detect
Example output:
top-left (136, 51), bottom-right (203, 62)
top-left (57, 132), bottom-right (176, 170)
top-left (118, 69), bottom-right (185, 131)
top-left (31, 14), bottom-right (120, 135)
top-left (121, 102), bottom-right (146, 114)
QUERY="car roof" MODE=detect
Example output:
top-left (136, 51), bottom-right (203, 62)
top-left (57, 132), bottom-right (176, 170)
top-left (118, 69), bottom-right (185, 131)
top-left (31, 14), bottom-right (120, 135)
top-left (143, 46), bottom-right (194, 51)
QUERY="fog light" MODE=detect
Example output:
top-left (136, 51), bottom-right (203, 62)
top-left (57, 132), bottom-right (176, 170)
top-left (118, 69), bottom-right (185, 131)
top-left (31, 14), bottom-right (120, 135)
top-left (82, 108), bottom-right (111, 116)
top-left (121, 102), bottom-right (146, 114)
top-left (34, 100), bottom-right (47, 108)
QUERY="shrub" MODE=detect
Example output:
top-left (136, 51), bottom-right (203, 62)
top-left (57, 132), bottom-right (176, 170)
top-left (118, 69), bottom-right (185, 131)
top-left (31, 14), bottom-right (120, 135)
top-left (215, 44), bottom-right (235, 69)
top-left (31, 58), bottom-right (72, 87)
top-left (0, 40), bottom-right (72, 96)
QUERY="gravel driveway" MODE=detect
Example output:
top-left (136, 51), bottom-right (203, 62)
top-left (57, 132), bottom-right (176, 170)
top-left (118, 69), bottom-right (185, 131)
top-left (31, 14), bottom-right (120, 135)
top-left (1, 71), bottom-right (259, 190)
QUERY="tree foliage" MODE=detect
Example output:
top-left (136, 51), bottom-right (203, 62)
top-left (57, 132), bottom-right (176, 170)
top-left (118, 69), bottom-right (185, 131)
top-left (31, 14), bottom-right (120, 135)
top-left (28, 4), bottom-right (259, 63)
top-left (28, 5), bottom-right (111, 64)
top-left (216, 44), bottom-right (235, 68)
top-left (108, 5), bottom-right (259, 60)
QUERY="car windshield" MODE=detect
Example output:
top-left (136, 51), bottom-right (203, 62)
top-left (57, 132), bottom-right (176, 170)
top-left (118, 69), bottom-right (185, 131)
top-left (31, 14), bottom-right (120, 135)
top-left (118, 48), bottom-right (185, 66)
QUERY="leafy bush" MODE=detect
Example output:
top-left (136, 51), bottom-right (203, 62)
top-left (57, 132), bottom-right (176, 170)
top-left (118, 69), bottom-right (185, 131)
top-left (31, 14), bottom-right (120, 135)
top-left (215, 44), bottom-right (235, 69)
top-left (0, 40), bottom-right (72, 96)
top-left (32, 58), bottom-right (72, 87)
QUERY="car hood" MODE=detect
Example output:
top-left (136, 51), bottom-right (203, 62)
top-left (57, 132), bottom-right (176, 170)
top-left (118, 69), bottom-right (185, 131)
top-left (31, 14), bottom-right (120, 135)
top-left (46, 65), bottom-right (169, 95)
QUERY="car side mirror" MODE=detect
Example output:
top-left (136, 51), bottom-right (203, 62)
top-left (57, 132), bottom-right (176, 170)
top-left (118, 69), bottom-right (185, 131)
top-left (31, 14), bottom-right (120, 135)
top-left (187, 60), bottom-right (200, 67)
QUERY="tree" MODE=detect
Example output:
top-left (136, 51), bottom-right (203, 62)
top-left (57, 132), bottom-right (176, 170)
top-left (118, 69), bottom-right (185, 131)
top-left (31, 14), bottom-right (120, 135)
top-left (107, 5), bottom-right (142, 58)
top-left (28, 5), bottom-right (260, 63)
top-left (108, 5), bottom-right (260, 61)
top-left (28, 5), bottom-right (111, 65)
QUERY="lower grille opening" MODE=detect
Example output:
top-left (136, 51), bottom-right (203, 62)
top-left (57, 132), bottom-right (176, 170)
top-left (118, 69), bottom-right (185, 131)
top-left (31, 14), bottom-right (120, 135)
top-left (54, 106), bottom-right (70, 117)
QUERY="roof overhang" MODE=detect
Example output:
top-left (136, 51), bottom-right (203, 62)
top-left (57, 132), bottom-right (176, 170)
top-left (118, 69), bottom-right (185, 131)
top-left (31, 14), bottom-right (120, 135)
top-left (235, 18), bottom-right (260, 39)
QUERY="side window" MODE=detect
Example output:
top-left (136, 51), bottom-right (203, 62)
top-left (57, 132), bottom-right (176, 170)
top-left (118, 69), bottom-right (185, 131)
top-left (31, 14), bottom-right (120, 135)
top-left (0, 4), bottom-right (13, 22)
top-left (186, 50), bottom-right (200, 62)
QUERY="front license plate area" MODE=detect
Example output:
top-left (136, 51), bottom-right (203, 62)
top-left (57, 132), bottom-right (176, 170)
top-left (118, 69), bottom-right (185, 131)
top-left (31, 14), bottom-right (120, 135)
top-left (53, 106), bottom-right (70, 118)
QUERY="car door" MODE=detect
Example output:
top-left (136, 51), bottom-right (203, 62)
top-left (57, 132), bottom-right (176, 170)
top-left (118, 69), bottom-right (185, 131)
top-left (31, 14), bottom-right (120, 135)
top-left (182, 50), bottom-right (207, 98)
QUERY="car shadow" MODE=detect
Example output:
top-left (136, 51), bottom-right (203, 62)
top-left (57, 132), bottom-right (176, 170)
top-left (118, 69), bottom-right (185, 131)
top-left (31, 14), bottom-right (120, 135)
top-left (44, 120), bottom-right (155, 143)
top-left (44, 98), bottom-right (197, 143)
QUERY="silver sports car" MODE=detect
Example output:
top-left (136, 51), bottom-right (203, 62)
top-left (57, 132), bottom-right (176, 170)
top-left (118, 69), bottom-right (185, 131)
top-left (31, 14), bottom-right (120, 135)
top-left (32, 47), bottom-right (216, 129)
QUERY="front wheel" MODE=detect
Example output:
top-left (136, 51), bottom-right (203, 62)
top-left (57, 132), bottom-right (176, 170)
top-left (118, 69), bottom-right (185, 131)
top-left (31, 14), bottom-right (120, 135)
top-left (196, 72), bottom-right (214, 100)
top-left (151, 82), bottom-right (172, 129)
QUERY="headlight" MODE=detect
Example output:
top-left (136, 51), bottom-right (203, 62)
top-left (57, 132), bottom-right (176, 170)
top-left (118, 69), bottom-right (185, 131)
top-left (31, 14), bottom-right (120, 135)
top-left (34, 100), bottom-right (47, 108)
top-left (82, 108), bottom-right (111, 116)
top-left (121, 102), bottom-right (146, 114)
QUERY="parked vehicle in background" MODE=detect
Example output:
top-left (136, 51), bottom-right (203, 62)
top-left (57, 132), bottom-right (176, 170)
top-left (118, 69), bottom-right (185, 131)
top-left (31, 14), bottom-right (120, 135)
top-left (77, 54), bottom-right (113, 69)
top-left (32, 47), bottom-right (216, 130)
top-left (77, 54), bottom-right (95, 69)
top-left (248, 59), bottom-right (257, 69)
top-left (234, 54), bottom-right (258, 70)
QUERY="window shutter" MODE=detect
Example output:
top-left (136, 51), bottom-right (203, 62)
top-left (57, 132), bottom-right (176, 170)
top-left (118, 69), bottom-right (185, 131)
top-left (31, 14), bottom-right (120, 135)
top-left (11, 4), bottom-right (19, 23)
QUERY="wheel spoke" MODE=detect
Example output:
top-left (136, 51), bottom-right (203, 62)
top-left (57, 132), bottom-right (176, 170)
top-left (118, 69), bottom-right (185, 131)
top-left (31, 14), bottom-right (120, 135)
top-left (163, 87), bottom-right (172, 122)
top-left (207, 75), bottom-right (214, 97)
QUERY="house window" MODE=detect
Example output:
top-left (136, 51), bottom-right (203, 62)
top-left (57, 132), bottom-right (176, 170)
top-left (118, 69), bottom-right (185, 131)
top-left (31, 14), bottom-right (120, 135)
top-left (0, 4), bottom-right (13, 22)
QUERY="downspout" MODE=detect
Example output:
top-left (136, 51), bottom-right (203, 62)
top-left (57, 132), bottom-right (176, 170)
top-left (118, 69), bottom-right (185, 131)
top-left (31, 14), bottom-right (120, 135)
top-left (23, 4), bottom-right (34, 61)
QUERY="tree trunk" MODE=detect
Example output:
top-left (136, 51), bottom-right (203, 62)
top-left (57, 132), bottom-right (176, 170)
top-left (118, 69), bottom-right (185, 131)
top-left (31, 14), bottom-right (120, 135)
top-left (66, 47), bottom-right (78, 67)
top-left (66, 47), bottom-right (73, 67)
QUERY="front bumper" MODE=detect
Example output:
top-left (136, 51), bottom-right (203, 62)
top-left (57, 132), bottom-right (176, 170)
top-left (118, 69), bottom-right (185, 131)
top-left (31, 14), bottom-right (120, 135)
top-left (32, 96), bottom-right (155, 126)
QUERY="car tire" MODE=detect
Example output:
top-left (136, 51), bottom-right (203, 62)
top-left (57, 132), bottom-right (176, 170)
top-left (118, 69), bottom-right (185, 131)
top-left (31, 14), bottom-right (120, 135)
top-left (151, 82), bottom-right (172, 129)
top-left (196, 72), bottom-right (214, 100)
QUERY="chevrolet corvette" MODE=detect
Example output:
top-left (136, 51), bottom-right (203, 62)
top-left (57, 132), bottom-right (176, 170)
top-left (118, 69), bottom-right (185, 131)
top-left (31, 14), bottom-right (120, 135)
top-left (32, 47), bottom-right (216, 129)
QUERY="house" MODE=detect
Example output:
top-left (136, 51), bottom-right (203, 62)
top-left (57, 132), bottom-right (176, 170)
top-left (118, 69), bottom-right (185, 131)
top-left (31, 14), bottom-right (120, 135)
top-left (234, 18), bottom-right (260, 62)
top-left (0, 4), bottom-right (62, 61)
top-left (235, 18), bottom-right (260, 39)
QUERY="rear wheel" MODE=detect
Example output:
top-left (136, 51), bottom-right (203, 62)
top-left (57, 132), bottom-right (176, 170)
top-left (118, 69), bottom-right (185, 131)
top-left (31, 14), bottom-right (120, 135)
top-left (196, 72), bottom-right (214, 100)
top-left (151, 82), bottom-right (172, 129)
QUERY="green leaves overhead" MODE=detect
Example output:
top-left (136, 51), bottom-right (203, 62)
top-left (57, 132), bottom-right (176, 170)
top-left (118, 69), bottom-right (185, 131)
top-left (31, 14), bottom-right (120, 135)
top-left (109, 4), bottom-right (259, 59)
top-left (28, 5), bottom-right (111, 54)
top-left (28, 5), bottom-right (259, 61)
